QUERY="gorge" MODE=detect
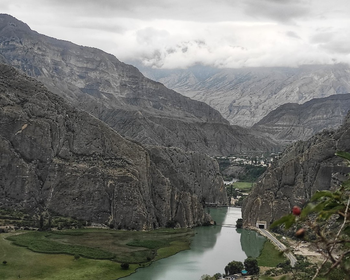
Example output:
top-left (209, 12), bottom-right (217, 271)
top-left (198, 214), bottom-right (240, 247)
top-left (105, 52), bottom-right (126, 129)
top-left (0, 63), bottom-right (227, 230)
top-left (1, 11), bottom-right (350, 280)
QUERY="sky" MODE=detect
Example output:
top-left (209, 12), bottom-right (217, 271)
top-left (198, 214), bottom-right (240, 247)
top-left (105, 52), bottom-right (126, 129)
top-left (2, 0), bottom-right (350, 69)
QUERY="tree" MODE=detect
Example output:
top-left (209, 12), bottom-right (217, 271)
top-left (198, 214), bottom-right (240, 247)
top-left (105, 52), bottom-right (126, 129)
top-left (120, 263), bottom-right (130, 270)
top-left (236, 218), bottom-right (243, 229)
top-left (244, 257), bottom-right (259, 275)
top-left (224, 260), bottom-right (244, 275)
top-left (271, 151), bottom-right (350, 279)
top-left (201, 274), bottom-right (214, 280)
top-left (2, 260), bottom-right (7, 265)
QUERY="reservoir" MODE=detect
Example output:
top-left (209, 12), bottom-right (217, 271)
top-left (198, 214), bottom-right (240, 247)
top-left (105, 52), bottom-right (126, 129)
top-left (122, 207), bottom-right (266, 280)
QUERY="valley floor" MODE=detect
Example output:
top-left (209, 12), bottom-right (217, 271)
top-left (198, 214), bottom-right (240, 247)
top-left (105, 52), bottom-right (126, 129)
top-left (0, 228), bottom-right (193, 280)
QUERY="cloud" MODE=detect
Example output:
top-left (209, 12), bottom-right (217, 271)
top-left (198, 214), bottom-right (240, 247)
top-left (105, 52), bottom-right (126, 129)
top-left (2, 0), bottom-right (350, 69)
top-left (311, 29), bottom-right (350, 54)
top-left (243, 0), bottom-right (311, 23)
top-left (286, 31), bottom-right (301, 39)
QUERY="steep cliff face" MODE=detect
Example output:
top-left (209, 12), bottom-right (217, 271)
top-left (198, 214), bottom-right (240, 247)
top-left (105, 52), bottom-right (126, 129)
top-left (242, 112), bottom-right (350, 228)
top-left (0, 14), bottom-right (277, 156)
top-left (253, 94), bottom-right (350, 146)
top-left (0, 63), bottom-right (227, 229)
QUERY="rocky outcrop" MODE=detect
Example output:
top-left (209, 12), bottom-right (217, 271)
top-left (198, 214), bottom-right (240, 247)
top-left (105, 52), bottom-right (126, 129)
top-left (0, 14), bottom-right (277, 156)
top-left (140, 64), bottom-right (350, 128)
top-left (0, 63), bottom-right (227, 229)
top-left (253, 94), bottom-right (350, 146)
top-left (242, 112), bottom-right (350, 228)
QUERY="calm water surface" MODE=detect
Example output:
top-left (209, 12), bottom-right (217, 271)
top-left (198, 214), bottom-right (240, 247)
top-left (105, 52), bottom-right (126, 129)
top-left (122, 207), bottom-right (265, 280)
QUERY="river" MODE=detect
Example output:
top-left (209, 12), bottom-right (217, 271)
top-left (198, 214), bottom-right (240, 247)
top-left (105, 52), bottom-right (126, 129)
top-left (122, 207), bottom-right (266, 280)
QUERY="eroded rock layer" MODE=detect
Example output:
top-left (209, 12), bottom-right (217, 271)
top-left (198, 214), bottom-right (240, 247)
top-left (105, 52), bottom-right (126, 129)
top-left (242, 112), bottom-right (350, 228)
top-left (0, 14), bottom-right (277, 156)
top-left (0, 64), bottom-right (227, 229)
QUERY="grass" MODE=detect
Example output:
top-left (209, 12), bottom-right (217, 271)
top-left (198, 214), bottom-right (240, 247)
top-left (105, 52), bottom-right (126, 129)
top-left (0, 228), bottom-right (194, 280)
top-left (257, 240), bottom-right (287, 267)
top-left (7, 231), bottom-right (115, 259)
top-left (233, 181), bottom-right (253, 191)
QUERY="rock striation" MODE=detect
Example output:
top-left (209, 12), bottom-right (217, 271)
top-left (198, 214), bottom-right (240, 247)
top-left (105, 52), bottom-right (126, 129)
top-left (140, 64), bottom-right (350, 128)
top-left (242, 111), bottom-right (350, 228)
top-left (0, 63), bottom-right (227, 229)
top-left (0, 14), bottom-right (277, 156)
top-left (252, 93), bottom-right (350, 146)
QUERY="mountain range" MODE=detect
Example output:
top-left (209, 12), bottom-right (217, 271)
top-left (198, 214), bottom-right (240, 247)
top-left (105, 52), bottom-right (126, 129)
top-left (139, 64), bottom-right (350, 129)
top-left (253, 93), bottom-right (350, 146)
top-left (0, 63), bottom-right (227, 229)
top-left (242, 111), bottom-right (350, 228)
top-left (2, 13), bottom-right (350, 231)
top-left (0, 14), bottom-right (277, 156)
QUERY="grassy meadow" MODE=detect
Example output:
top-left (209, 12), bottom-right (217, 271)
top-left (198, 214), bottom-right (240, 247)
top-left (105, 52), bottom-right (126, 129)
top-left (257, 240), bottom-right (287, 267)
top-left (0, 228), bottom-right (194, 280)
top-left (233, 181), bottom-right (253, 191)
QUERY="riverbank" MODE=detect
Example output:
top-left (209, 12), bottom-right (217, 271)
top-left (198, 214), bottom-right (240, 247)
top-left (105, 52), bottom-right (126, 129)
top-left (122, 207), bottom-right (263, 280)
top-left (0, 228), bottom-right (194, 280)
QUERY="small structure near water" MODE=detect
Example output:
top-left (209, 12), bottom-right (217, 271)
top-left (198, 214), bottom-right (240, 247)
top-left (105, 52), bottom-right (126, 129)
top-left (256, 220), bottom-right (267, 229)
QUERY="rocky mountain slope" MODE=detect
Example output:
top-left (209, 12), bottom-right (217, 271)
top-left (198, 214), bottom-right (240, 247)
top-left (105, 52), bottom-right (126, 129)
top-left (242, 111), bottom-right (350, 229)
top-left (0, 63), bottom-right (227, 230)
top-left (252, 93), bottom-right (350, 146)
top-left (139, 64), bottom-right (350, 128)
top-left (0, 14), bottom-right (277, 156)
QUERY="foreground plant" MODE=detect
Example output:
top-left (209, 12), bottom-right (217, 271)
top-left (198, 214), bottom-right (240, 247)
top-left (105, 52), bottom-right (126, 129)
top-left (271, 151), bottom-right (350, 279)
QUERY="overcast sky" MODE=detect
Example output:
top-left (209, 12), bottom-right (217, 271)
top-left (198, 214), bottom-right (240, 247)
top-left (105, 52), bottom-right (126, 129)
top-left (2, 0), bottom-right (350, 69)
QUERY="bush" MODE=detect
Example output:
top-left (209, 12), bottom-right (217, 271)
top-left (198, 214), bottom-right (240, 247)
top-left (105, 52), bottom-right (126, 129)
top-left (165, 220), bottom-right (177, 228)
top-left (236, 218), bottom-right (243, 229)
top-left (225, 260), bottom-right (244, 275)
top-left (244, 257), bottom-right (259, 275)
top-left (120, 263), bottom-right (129, 270)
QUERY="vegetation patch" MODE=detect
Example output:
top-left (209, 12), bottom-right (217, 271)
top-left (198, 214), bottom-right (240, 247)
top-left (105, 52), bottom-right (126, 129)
top-left (1, 227), bottom-right (194, 279)
top-left (126, 239), bottom-right (169, 249)
top-left (233, 181), bottom-right (253, 191)
top-left (7, 231), bottom-right (115, 259)
top-left (257, 240), bottom-right (287, 267)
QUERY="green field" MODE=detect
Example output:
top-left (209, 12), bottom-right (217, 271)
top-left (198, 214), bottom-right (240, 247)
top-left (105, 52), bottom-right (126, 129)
top-left (257, 240), bottom-right (287, 267)
top-left (0, 228), bottom-right (194, 280)
top-left (233, 181), bottom-right (253, 191)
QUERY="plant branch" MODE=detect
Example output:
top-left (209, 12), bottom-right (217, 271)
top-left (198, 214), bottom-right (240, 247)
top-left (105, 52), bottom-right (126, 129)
top-left (311, 197), bottom-right (350, 280)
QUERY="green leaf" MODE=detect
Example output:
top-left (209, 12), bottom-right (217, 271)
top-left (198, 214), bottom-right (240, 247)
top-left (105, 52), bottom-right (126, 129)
top-left (270, 214), bottom-right (296, 229)
top-left (300, 203), bottom-right (316, 218)
top-left (335, 151), bottom-right (350, 163)
top-left (311, 190), bottom-right (335, 201)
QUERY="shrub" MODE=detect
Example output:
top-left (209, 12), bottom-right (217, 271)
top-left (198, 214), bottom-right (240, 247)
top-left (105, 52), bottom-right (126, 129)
top-left (120, 263), bottom-right (129, 270)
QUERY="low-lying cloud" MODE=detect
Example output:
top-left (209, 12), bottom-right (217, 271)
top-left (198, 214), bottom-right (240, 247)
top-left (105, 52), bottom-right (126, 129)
top-left (2, 0), bottom-right (350, 69)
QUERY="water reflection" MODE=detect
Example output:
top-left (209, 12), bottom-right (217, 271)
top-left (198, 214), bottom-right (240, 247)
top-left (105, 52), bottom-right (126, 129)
top-left (122, 207), bottom-right (264, 280)
top-left (238, 229), bottom-right (266, 258)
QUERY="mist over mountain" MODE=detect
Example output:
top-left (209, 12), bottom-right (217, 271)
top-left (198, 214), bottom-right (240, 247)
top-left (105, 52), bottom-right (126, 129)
top-left (0, 14), bottom-right (277, 156)
top-left (138, 64), bottom-right (350, 128)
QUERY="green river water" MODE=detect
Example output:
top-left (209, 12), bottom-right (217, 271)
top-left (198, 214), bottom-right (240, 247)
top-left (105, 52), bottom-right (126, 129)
top-left (122, 207), bottom-right (266, 280)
